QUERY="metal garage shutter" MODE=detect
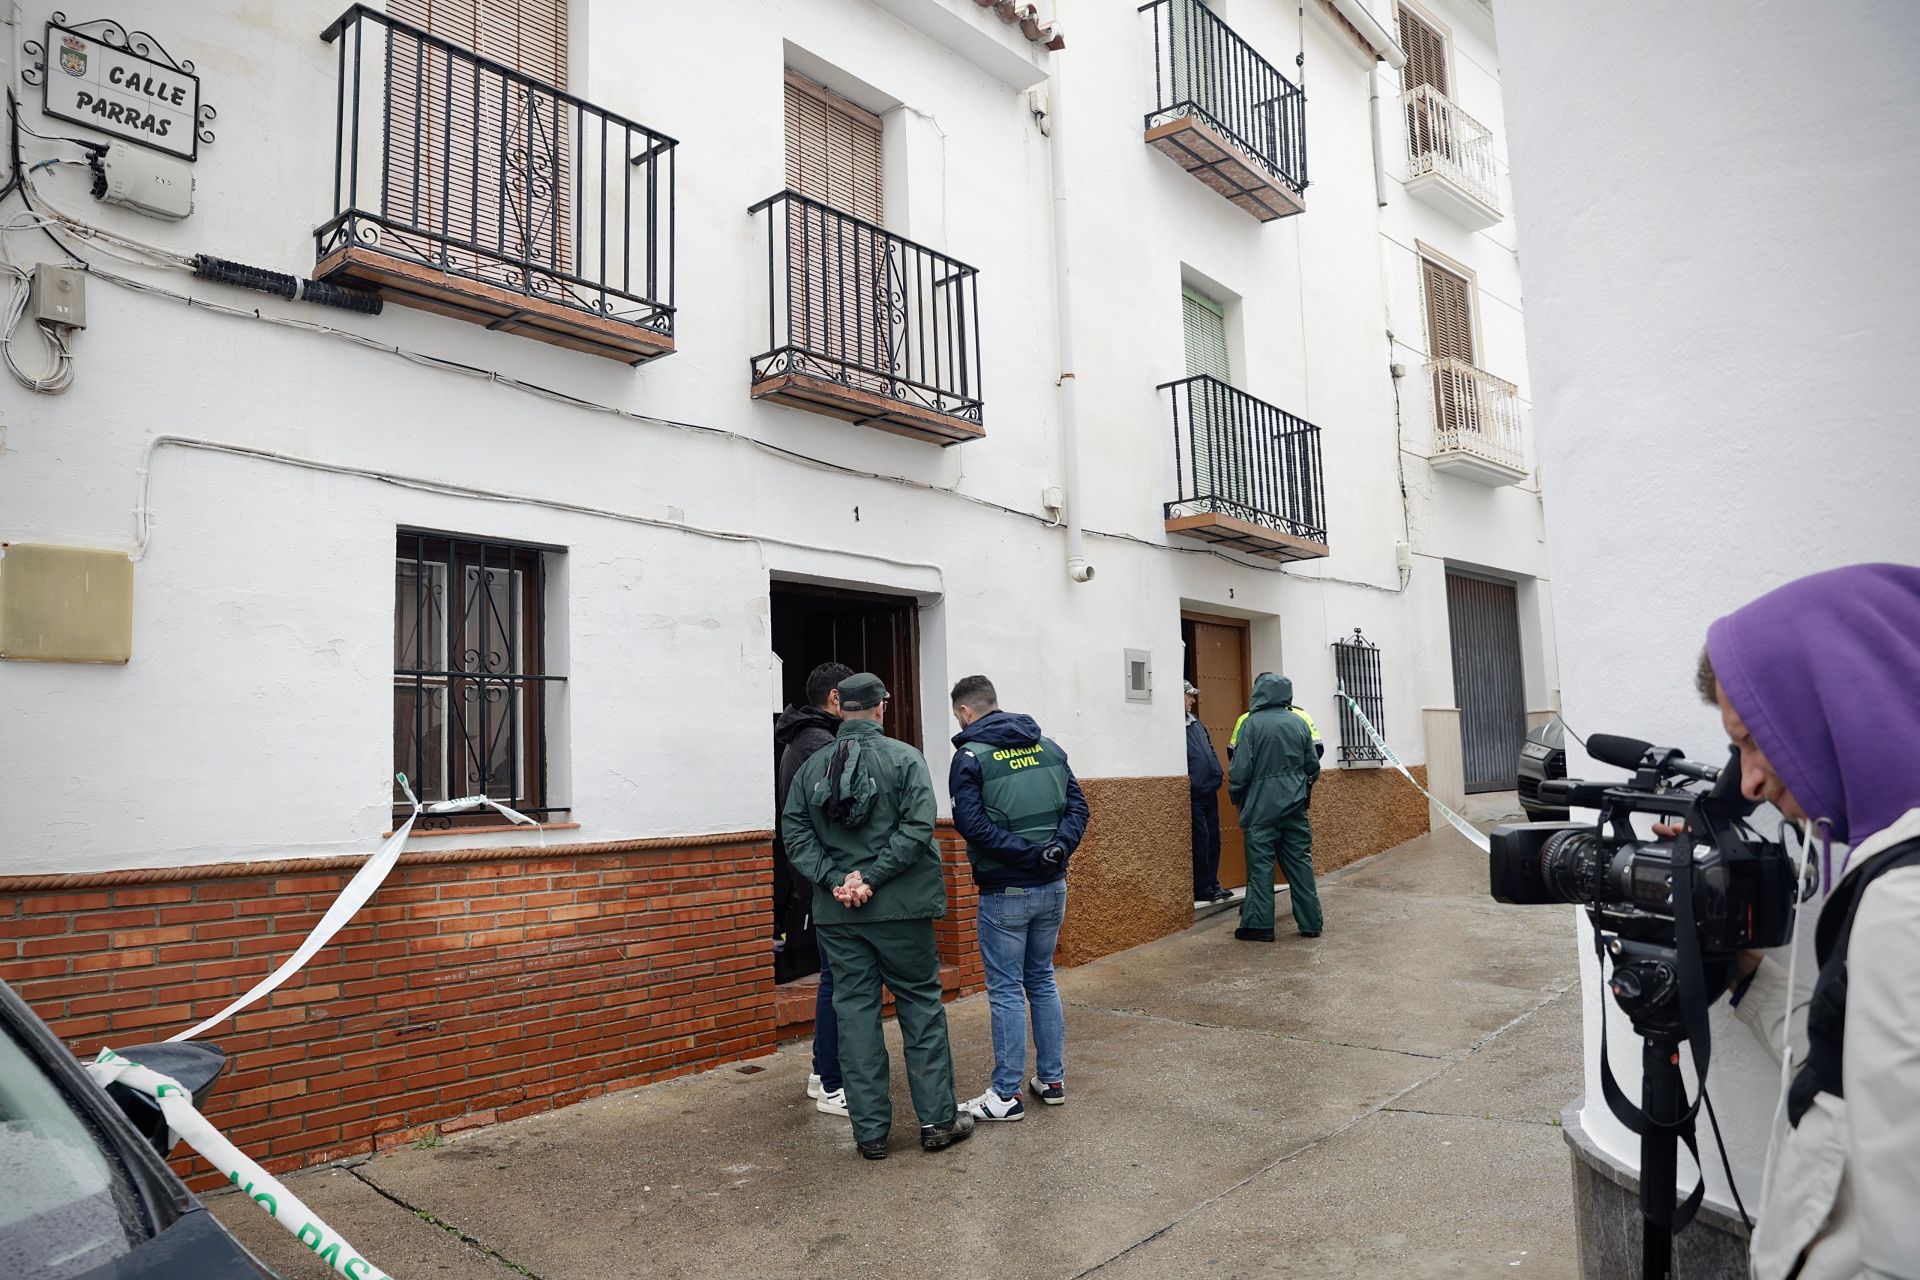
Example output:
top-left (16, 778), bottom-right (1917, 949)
top-left (1446, 571), bottom-right (1527, 793)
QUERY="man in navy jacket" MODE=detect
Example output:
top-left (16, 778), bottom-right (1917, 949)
top-left (1186, 680), bottom-right (1229, 903)
top-left (948, 675), bottom-right (1089, 1121)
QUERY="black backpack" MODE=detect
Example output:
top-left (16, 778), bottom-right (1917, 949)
top-left (1788, 836), bottom-right (1920, 1125)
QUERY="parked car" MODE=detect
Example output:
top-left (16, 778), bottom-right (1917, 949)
top-left (1516, 719), bottom-right (1570, 821)
top-left (0, 980), bottom-right (274, 1279)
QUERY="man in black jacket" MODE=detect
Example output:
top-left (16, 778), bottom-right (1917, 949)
top-left (949, 675), bottom-right (1090, 1121)
top-left (773, 660), bottom-right (854, 1119)
top-left (1186, 681), bottom-right (1229, 904)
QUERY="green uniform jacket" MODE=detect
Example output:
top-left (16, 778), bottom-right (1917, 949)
top-left (780, 718), bottom-right (947, 925)
top-left (1228, 673), bottom-right (1320, 826)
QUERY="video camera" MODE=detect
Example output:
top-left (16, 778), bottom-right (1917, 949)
top-left (1488, 732), bottom-right (1800, 1280)
top-left (1492, 734), bottom-right (1796, 1006)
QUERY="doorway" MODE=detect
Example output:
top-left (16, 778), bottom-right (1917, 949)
top-left (768, 581), bottom-right (922, 982)
top-left (1446, 570), bottom-right (1526, 793)
top-left (1182, 612), bottom-right (1250, 889)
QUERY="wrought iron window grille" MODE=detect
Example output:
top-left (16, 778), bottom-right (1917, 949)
top-left (1333, 628), bottom-right (1386, 765)
top-left (320, 5), bottom-right (676, 341)
top-left (394, 530), bottom-right (566, 829)
top-left (748, 189), bottom-right (983, 426)
top-left (1139, 0), bottom-right (1309, 195)
top-left (1159, 374), bottom-right (1328, 542)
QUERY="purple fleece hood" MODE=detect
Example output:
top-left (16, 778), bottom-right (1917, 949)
top-left (1706, 563), bottom-right (1920, 845)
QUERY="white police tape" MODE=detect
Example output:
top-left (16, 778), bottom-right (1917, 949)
top-left (1336, 687), bottom-right (1491, 854)
top-left (88, 1049), bottom-right (394, 1280)
top-left (168, 783), bottom-right (542, 1043)
top-left (123, 782), bottom-right (544, 1278)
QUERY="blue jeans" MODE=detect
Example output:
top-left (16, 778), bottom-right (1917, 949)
top-left (812, 938), bottom-right (841, 1092)
top-left (976, 880), bottom-right (1067, 1097)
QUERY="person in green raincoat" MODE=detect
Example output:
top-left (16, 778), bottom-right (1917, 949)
top-left (1227, 672), bottom-right (1322, 941)
top-left (780, 672), bottom-right (974, 1160)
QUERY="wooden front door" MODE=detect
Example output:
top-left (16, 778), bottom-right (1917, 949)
top-left (1185, 613), bottom-right (1250, 889)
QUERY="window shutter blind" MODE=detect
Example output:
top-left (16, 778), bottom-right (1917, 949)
top-left (1396, 6), bottom-right (1448, 95)
top-left (385, 0), bottom-right (572, 282)
top-left (390, 0), bottom-right (567, 88)
top-left (1423, 258), bottom-right (1476, 434)
top-left (1182, 289), bottom-right (1234, 505)
top-left (1182, 289), bottom-right (1231, 381)
top-left (783, 74), bottom-right (883, 223)
top-left (783, 74), bottom-right (887, 389)
top-left (1421, 259), bottom-right (1473, 362)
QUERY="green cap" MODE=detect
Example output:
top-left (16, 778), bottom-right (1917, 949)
top-left (838, 672), bottom-right (890, 711)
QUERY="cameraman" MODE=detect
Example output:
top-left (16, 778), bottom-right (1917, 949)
top-left (1687, 563), bottom-right (1920, 1280)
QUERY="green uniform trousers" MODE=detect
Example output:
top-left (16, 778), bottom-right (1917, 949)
top-left (816, 918), bottom-right (958, 1143)
top-left (1240, 806), bottom-right (1322, 935)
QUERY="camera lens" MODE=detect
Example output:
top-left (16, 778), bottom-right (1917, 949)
top-left (1539, 830), bottom-right (1606, 903)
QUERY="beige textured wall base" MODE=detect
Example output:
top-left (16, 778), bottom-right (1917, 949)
top-left (1305, 764), bottom-right (1433, 876)
top-left (1422, 707), bottom-right (1467, 833)
top-left (1057, 776), bottom-right (1190, 967)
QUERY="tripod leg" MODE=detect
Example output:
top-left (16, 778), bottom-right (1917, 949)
top-left (1640, 1037), bottom-right (1682, 1280)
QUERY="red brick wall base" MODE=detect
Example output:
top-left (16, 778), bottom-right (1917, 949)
top-left (0, 833), bottom-right (780, 1188)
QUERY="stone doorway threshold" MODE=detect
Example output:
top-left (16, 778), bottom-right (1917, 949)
top-left (1194, 885), bottom-right (1289, 920)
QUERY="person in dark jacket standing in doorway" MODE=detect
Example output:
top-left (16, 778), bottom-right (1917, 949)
top-left (773, 661), bottom-right (854, 1119)
top-left (948, 675), bottom-right (1090, 1121)
top-left (1229, 673), bottom-right (1321, 941)
top-left (781, 673), bottom-right (972, 1160)
top-left (1185, 681), bottom-right (1230, 904)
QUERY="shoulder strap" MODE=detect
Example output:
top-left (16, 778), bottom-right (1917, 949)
top-left (1789, 836), bottom-right (1920, 1125)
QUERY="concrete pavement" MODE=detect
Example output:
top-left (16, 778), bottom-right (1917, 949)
top-left (211, 823), bottom-right (1583, 1279)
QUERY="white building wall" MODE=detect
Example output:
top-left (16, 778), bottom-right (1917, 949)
top-left (0, 0), bottom-right (1551, 878)
top-left (1372, 0), bottom-right (1554, 719)
top-left (1493, 0), bottom-right (1920, 1212)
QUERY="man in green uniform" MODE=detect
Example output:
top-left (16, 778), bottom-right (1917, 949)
top-left (1228, 672), bottom-right (1322, 942)
top-left (780, 672), bottom-right (973, 1160)
top-left (1230, 677), bottom-right (1323, 762)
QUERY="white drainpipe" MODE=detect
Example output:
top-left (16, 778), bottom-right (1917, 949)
top-left (1369, 66), bottom-right (1388, 207)
top-left (1046, 41), bottom-right (1094, 583)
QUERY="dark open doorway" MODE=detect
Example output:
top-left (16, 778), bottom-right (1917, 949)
top-left (771, 582), bottom-right (923, 749)
top-left (768, 581), bottom-right (923, 983)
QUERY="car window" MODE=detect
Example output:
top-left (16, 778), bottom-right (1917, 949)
top-left (0, 1028), bottom-right (150, 1279)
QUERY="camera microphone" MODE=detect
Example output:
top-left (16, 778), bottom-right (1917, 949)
top-left (1588, 734), bottom-right (1655, 771)
top-left (1589, 733), bottom-right (1722, 783)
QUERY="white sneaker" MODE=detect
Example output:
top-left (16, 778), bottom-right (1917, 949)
top-left (815, 1088), bottom-right (849, 1118)
top-left (960, 1088), bottom-right (1026, 1122)
top-left (807, 1073), bottom-right (824, 1100)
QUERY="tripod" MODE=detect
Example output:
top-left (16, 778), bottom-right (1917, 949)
top-left (1605, 944), bottom-right (1711, 1280)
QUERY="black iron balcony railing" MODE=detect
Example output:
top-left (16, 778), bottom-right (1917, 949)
top-left (319, 5), bottom-right (676, 343)
top-left (1140, 0), bottom-right (1308, 197)
top-left (1161, 375), bottom-right (1327, 543)
top-left (749, 190), bottom-right (983, 429)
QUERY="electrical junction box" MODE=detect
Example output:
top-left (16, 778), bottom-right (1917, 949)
top-left (0, 543), bottom-right (134, 663)
top-left (1124, 647), bottom-right (1153, 703)
top-left (91, 141), bottom-right (194, 220)
top-left (28, 265), bottom-right (85, 328)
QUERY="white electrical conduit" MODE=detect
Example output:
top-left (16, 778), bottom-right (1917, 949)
top-left (132, 435), bottom-right (948, 583)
